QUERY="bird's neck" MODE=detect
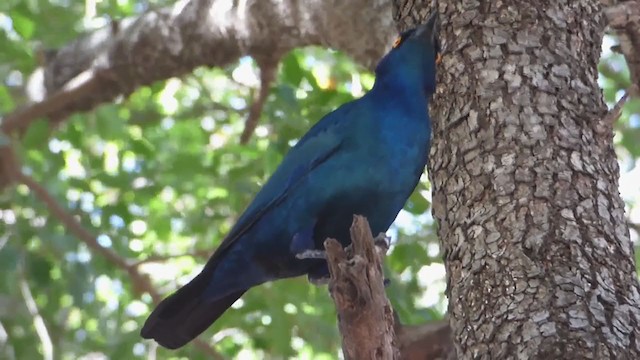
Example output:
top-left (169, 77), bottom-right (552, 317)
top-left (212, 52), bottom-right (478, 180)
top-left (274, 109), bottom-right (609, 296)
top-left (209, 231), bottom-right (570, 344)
top-left (372, 74), bottom-right (429, 112)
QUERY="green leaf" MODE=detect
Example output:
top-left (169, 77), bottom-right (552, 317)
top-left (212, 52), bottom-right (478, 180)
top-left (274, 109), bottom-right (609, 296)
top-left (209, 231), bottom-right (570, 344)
top-left (96, 106), bottom-right (124, 140)
top-left (64, 121), bottom-right (84, 147)
top-left (0, 243), bottom-right (20, 273)
top-left (10, 10), bottom-right (36, 40)
top-left (130, 138), bottom-right (155, 157)
top-left (0, 85), bottom-right (15, 113)
top-left (621, 128), bottom-right (640, 157)
top-left (406, 190), bottom-right (430, 215)
top-left (281, 53), bottom-right (304, 86)
top-left (28, 255), bottom-right (53, 287)
top-left (22, 119), bottom-right (49, 149)
top-left (0, 31), bottom-right (34, 70)
top-left (274, 84), bottom-right (299, 112)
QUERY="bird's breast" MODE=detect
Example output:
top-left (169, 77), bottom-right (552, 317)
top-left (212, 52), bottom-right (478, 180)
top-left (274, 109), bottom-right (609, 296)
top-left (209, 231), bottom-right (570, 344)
top-left (369, 117), bottom-right (429, 174)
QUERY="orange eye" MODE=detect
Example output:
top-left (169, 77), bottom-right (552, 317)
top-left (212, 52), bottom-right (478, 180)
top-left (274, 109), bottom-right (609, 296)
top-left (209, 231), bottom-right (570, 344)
top-left (392, 37), bottom-right (402, 48)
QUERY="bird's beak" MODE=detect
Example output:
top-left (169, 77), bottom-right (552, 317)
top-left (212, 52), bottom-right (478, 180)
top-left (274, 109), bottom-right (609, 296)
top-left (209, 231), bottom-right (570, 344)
top-left (415, 11), bottom-right (441, 64)
top-left (415, 11), bottom-right (440, 43)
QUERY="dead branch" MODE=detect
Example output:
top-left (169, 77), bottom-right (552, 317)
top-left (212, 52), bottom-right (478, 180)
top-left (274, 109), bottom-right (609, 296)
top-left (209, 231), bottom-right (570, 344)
top-left (603, 85), bottom-right (638, 125)
top-left (240, 58), bottom-right (280, 144)
top-left (324, 215), bottom-right (399, 360)
top-left (396, 318), bottom-right (453, 360)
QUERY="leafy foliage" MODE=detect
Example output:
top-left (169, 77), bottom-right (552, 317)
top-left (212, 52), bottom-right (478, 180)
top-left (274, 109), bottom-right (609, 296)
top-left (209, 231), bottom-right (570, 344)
top-left (0, 2), bottom-right (638, 359)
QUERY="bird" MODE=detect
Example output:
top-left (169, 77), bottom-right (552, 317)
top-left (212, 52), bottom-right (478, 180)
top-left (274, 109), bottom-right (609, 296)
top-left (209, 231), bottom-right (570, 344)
top-left (141, 13), bottom-right (441, 349)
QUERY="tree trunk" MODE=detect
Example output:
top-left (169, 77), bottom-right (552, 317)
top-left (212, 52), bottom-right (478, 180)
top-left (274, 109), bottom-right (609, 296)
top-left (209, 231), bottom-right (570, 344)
top-left (410, 0), bottom-right (640, 358)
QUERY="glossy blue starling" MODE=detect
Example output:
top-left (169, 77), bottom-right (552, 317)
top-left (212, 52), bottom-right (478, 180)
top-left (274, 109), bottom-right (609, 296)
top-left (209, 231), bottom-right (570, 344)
top-left (141, 13), bottom-right (440, 349)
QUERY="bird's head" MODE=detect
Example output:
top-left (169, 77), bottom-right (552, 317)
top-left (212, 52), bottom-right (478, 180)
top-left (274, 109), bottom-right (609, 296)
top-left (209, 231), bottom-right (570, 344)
top-left (375, 12), bottom-right (441, 95)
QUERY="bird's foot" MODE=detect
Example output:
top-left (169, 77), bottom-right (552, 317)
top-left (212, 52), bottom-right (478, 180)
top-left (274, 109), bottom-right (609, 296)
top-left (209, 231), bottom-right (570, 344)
top-left (307, 263), bottom-right (330, 286)
top-left (308, 275), bottom-right (330, 286)
top-left (295, 249), bottom-right (326, 260)
top-left (308, 274), bottom-right (387, 287)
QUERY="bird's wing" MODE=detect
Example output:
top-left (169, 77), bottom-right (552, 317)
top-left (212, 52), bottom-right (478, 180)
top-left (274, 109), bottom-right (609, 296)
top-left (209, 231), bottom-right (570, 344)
top-left (206, 101), bottom-right (357, 264)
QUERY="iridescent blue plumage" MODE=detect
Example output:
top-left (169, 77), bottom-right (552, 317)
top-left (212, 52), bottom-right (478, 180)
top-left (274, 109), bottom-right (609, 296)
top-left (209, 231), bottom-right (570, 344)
top-left (141, 14), bottom-right (440, 349)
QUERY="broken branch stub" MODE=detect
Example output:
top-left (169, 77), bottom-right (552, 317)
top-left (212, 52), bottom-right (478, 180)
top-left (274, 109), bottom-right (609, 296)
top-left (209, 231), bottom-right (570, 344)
top-left (324, 215), bottom-right (399, 360)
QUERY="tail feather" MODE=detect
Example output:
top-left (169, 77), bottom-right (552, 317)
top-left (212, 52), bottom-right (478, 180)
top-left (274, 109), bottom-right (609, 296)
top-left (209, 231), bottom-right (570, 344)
top-left (140, 274), bottom-right (246, 349)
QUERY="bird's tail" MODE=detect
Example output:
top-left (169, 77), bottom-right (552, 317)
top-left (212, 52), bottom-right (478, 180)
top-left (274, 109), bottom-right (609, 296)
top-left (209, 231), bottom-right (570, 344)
top-left (140, 271), bottom-right (246, 349)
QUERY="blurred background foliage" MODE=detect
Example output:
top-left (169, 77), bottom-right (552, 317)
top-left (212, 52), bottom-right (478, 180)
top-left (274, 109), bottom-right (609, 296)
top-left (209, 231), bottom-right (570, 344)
top-left (0, 1), bottom-right (638, 359)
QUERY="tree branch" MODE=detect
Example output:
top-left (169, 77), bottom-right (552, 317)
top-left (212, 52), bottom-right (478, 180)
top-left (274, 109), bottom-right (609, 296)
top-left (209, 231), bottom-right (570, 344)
top-left (324, 215), bottom-right (399, 359)
top-left (3, 0), bottom-right (394, 138)
top-left (240, 57), bottom-right (280, 144)
top-left (0, 0), bottom-right (396, 193)
top-left (605, 1), bottom-right (640, 90)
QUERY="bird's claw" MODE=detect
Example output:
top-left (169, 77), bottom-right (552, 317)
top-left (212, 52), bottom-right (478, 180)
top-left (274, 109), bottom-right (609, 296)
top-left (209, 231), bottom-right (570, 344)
top-left (374, 233), bottom-right (391, 251)
top-left (295, 249), bottom-right (327, 260)
top-left (308, 275), bottom-right (330, 286)
top-left (299, 235), bottom-right (390, 286)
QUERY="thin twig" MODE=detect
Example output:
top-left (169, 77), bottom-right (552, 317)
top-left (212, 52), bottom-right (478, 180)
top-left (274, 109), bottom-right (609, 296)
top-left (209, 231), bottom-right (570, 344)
top-left (19, 264), bottom-right (54, 360)
top-left (0, 142), bottom-right (19, 189)
top-left (240, 58), bottom-right (280, 144)
top-left (603, 86), bottom-right (637, 125)
top-left (131, 249), bottom-right (212, 267)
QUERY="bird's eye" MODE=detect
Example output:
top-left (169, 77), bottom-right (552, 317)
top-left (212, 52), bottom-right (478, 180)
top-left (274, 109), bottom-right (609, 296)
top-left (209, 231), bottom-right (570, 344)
top-left (393, 29), bottom-right (416, 49)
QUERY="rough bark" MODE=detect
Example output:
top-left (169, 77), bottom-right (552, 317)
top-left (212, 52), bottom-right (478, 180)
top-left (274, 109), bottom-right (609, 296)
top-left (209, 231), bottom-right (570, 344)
top-left (413, 0), bottom-right (640, 358)
top-left (324, 216), bottom-right (399, 360)
top-left (395, 318), bottom-right (453, 360)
